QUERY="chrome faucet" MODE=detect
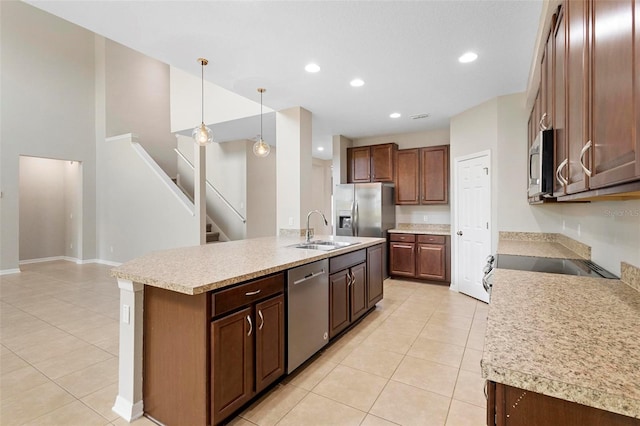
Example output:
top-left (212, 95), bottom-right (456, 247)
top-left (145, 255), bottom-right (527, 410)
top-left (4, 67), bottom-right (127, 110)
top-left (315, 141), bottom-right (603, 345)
top-left (306, 210), bottom-right (328, 242)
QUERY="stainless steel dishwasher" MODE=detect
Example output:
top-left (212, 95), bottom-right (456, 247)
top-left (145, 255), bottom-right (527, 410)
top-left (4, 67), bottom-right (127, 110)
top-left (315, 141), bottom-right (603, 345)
top-left (286, 259), bottom-right (329, 374)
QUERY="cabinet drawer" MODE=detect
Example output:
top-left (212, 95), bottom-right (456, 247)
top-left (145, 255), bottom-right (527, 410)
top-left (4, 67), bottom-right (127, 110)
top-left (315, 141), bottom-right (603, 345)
top-left (329, 249), bottom-right (367, 274)
top-left (389, 233), bottom-right (416, 243)
top-left (417, 235), bottom-right (445, 244)
top-left (212, 273), bottom-right (284, 318)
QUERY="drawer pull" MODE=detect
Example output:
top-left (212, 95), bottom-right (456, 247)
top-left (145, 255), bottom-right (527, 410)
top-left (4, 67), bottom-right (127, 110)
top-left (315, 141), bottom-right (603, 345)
top-left (245, 289), bottom-right (261, 296)
top-left (258, 310), bottom-right (264, 330)
top-left (246, 315), bottom-right (253, 336)
top-left (394, 244), bottom-right (413, 249)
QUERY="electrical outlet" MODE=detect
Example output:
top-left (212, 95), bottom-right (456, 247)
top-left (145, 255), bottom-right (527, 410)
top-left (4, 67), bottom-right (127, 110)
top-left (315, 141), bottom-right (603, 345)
top-left (288, 217), bottom-right (294, 226)
top-left (110, 246), bottom-right (114, 253)
top-left (577, 224), bottom-right (581, 237)
top-left (423, 215), bottom-right (428, 222)
top-left (70, 243), bottom-right (73, 249)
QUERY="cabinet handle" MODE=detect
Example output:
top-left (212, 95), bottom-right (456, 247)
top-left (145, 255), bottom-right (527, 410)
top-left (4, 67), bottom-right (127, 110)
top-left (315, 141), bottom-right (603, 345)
top-left (351, 272), bottom-right (356, 286)
top-left (484, 381), bottom-right (488, 400)
top-left (347, 272), bottom-right (352, 287)
top-left (258, 310), bottom-right (264, 330)
top-left (245, 289), bottom-right (261, 296)
top-left (539, 113), bottom-right (548, 131)
top-left (246, 315), bottom-right (252, 336)
top-left (579, 140), bottom-right (592, 177)
top-left (556, 158), bottom-right (568, 187)
top-left (394, 244), bottom-right (413, 249)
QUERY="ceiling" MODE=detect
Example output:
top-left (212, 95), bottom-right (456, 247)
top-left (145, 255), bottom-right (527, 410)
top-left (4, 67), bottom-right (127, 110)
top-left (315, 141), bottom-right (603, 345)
top-left (26, 0), bottom-right (543, 160)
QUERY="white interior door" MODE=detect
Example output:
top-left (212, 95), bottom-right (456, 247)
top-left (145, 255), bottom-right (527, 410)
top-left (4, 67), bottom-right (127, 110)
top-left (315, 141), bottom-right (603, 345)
top-left (455, 152), bottom-right (491, 303)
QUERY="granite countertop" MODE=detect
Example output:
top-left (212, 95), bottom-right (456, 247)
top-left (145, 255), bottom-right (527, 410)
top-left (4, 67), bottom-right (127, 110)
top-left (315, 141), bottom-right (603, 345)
top-left (388, 224), bottom-right (451, 236)
top-left (111, 235), bottom-right (385, 295)
top-left (497, 240), bottom-right (585, 259)
top-left (482, 269), bottom-right (640, 419)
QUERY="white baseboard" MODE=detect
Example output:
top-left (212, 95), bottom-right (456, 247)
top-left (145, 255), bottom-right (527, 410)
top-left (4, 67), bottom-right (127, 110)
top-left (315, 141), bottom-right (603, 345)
top-left (84, 258), bottom-right (122, 267)
top-left (19, 256), bottom-right (67, 265)
top-left (0, 268), bottom-right (21, 276)
top-left (17, 257), bottom-right (122, 267)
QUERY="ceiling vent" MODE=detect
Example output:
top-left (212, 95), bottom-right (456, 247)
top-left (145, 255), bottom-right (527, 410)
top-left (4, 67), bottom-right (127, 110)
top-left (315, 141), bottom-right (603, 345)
top-left (409, 113), bottom-right (430, 120)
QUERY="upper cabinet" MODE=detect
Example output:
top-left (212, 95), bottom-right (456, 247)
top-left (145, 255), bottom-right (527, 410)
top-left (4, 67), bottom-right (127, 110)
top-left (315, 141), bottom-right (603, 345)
top-left (531, 0), bottom-right (640, 201)
top-left (395, 145), bottom-right (450, 205)
top-left (347, 143), bottom-right (397, 183)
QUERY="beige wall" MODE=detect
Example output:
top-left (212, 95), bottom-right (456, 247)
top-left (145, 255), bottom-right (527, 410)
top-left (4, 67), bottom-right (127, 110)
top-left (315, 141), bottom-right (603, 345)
top-left (246, 144), bottom-right (277, 238)
top-left (1, 1), bottom-right (97, 271)
top-left (105, 40), bottom-right (176, 177)
top-left (311, 158), bottom-right (333, 235)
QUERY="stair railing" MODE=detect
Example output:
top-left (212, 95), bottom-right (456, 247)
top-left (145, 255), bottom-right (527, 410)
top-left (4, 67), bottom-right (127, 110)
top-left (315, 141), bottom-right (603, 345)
top-left (174, 148), bottom-right (247, 223)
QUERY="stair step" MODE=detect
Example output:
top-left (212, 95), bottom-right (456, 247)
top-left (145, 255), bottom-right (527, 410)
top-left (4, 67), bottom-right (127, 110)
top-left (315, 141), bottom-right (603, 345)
top-left (206, 223), bottom-right (212, 233)
top-left (206, 232), bottom-right (220, 243)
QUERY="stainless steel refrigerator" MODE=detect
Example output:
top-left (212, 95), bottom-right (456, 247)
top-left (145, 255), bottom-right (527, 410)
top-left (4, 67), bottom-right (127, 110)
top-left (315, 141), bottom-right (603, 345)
top-left (334, 183), bottom-right (395, 276)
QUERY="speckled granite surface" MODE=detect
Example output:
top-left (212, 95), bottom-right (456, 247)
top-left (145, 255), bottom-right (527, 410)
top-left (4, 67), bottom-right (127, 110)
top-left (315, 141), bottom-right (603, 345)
top-left (389, 223), bottom-right (451, 235)
top-left (482, 269), bottom-right (640, 419)
top-left (499, 231), bottom-right (591, 259)
top-left (111, 235), bottom-right (385, 295)
top-left (622, 262), bottom-right (640, 292)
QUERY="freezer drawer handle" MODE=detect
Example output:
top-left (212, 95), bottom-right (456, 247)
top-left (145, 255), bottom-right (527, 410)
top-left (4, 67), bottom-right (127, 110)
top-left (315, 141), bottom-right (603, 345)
top-left (293, 269), bottom-right (326, 285)
top-left (245, 289), bottom-right (261, 296)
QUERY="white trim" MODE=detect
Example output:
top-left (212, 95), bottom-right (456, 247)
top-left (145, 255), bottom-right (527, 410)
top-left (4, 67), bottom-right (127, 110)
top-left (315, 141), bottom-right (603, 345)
top-left (106, 133), bottom-right (139, 144)
top-left (112, 396), bottom-right (143, 423)
top-left (18, 257), bottom-right (122, 267)
top-left (82, 258), bottom-right (122, 267)
top-left (0, 269), bottom-right (21, 276)
top-left (19, 256), bottom-right (68, 265)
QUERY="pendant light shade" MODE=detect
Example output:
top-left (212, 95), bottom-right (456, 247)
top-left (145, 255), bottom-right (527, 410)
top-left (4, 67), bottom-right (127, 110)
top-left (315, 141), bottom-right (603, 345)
top-left (193, 58), bottom-right (213, 146)
top-left (253, 88), bottom-right (270, 157)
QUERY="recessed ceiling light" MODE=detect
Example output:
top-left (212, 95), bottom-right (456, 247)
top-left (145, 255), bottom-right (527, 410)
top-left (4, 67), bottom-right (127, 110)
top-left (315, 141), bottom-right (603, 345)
top-left (389, 112), bottom-right (401, 119)
top-left (350, 78), bottom-right (365, 87)
top-left (317, 147), bottom-right (324, 151)
top-left (458, 52), bottom-right (478, 63)
top-left (305, 63), bottom-right (320, 73)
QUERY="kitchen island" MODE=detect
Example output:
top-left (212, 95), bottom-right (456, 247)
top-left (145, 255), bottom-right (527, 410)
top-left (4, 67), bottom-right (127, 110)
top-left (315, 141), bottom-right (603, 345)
top-left (482, 236), bottom-right (640, 425)
top-left (110, 235), bottom-right (385, 425)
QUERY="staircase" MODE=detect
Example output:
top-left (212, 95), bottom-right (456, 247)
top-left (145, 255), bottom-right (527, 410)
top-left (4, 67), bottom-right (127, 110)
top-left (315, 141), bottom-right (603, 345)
top-left (206, 223), bottom-right (220, 243)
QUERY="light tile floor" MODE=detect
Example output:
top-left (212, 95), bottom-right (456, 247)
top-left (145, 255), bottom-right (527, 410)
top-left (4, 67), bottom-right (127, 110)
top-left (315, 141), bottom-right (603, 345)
top-left (1, 260), bottom-right (488, 426)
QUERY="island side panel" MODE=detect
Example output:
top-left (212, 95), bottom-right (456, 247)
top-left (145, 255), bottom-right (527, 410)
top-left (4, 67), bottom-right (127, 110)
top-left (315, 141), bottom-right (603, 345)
top-left (143, 286), bottom-right (210, 426)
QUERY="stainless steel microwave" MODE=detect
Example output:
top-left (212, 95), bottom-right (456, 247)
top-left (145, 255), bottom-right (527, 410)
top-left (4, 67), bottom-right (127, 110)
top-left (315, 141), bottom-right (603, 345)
top-left (528, 129), bottom-right (554, 198)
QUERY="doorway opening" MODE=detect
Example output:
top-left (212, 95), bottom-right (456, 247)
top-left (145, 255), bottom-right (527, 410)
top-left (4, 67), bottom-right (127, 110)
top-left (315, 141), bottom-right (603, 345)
top-left (18, 156), bottom-right (83, 265)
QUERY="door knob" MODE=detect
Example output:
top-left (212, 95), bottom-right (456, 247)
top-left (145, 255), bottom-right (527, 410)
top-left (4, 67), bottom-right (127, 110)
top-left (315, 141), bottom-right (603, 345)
top-left (456, 231), bottom-right (463, 236)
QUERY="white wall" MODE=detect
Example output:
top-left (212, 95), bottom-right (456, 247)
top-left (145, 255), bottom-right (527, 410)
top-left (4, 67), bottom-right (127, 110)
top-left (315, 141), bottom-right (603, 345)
top-left (1, 1), bottom-right (97, 271)
top-left (246, 143), bottom-right (277, 238)
top-left (311, 159), bottom-right (333, 235)
top-left (105, 40), bottom-right (176, 177)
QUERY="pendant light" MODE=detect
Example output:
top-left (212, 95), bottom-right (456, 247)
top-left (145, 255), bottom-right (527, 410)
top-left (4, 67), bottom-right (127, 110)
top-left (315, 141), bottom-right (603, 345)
top-left (193, 58), bottom-right (213, 145)
top-left (253, 88), bottom-right (270, 157)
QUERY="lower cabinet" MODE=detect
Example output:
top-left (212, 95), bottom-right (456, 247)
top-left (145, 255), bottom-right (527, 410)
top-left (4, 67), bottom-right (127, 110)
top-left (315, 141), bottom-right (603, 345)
top-left (328, 248), bottom-right (370, 339)
top-left (487, 381), bottom-right (639, 426)
top-left (389, 233), bottom-right (450, 282)
top-left (212, 292), bottom-right (284, 425)
top-left (367, 244), bottom-right (384, 307)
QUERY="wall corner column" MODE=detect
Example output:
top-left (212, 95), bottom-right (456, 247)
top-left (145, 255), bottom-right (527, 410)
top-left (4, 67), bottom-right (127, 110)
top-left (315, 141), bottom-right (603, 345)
top-left (113, 278), bottom-right (144, 422)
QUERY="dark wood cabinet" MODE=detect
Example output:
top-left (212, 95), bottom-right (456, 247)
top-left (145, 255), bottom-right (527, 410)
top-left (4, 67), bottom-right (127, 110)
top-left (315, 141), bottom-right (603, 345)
top-left (588, 0), bottom-right (639, 189)
top-left (487, 381), bottom-right (639, 426)
top-left (553, 7), bottom-right (568, 196)
top-left (350, 262), bottom-right (367, 322)
top-left (329, 261), bottom-right (367, 338)
top-left (416, 235), bottom-right (446, 281)
top-left (254, 295), bottom-right (285, 393)
top-left (395, 148), bottom-right (420, 204)
top-left (347, 146), bottom-right (371, 183)
top-left (347, 143), bottom-right (397, 183)
top-left (212, 307), bottom-right (253, 422)
top-left (389, 233), bottom-right (450, 282)
top-left (395, 145), bottom-right (450, 205)
top-left (366, 244), bottom-right (384, 308)
top-left (420, 145), bottom-right (449, 204)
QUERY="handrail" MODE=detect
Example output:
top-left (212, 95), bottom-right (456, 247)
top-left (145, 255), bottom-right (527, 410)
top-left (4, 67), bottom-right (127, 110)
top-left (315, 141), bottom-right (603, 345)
top-left (174, 148), bottom-right (247, 223)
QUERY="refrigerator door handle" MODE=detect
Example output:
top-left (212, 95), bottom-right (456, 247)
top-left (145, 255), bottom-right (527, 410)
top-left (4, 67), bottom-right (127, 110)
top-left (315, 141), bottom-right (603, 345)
top-left (350, 201), bottom-right (356, 236)
top-left (354, 201), bottom-right (359, 237)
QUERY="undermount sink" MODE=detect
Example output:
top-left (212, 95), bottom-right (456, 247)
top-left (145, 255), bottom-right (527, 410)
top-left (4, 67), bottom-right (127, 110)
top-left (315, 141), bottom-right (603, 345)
top-left (292, 240), bottom-right (360, 251)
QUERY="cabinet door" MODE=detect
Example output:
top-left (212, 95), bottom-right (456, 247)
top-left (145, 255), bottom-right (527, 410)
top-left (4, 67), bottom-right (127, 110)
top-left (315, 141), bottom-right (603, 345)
top-left (367, 244), bottom-right (384, 308)
top-left (416, 243), bottom-right (446, 281)
top-left (541, 29), bottom-right (554, 132)
top-left (212, 306), bottom-right (253, 424)
top-left (589, 0), bottom-right (638, 188)
top-left (371, 143), bottom-right (396, 182)
top-left (420, 146), bottom-right (449, 204)
top-left (350, 263), bottom-right (367, 322)
top-left (395, 149), bottom-right (420, 204)
top-left (255, 294), bottom-right (284, 393)
top-left (329, 270), bottom-right (350, 338)
top-left (347, 146), bottom-right (371, 183)
top-left (565, 0), bottom-right (590, 194)
top-left (553, 8), bottom-right (568, 197)
top-left (389, 242), bottom-right (416, 277)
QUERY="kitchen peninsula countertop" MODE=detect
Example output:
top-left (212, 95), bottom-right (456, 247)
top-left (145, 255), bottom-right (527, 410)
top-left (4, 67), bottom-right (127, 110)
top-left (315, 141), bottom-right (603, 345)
top-left (111, 235), bottom-right (385, 295)
top-left (481, 269), bottom-right (640, 418)
top-left (388, 223), bottom-right (451, 236)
